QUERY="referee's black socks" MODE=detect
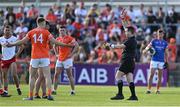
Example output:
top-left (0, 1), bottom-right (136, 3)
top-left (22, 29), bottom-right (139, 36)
top-left (129, 82), bottom-right (136, 96)
top-left (117, 80), bottom-right (123, 95)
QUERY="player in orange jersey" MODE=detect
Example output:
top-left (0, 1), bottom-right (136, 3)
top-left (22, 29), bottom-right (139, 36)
top-left (6, 17), bottom-right (74, 100)
top-left (52, 26), bottom-right (79, 95)
top-left (34, 21), bottom-right (51, 99)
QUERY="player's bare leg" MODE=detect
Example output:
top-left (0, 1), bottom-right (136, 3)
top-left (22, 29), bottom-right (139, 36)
top-left (126, 73), bottom-right (138, 100)
top-left (0, 73), bottom-right (4, 95)
top-left (35, 69), bottom-right (46, 98)
top-left (147, 68), bottom-right (155, 94)
top-left (41, 76), bottom-right (46, 98)
top-left (41, 66), bottom-right (54, 100)
top-left (11, 62), bottom-right (22, 95)
top-left (52, 67), bottom-right (63, 95)
top-left (0, 71), bottom-right (5, 95)
top-left (66, 67), bottom-right (75, 95)
top-left (34, 71), bottom-right (41, 98)
top-left (156, 69), bottom-right (163, 94)
top-left (2, 68), bottom-right (8, 93)
top-left (111, 70), bottom-right (125, 100)
top-left (23, 66), bottom-right (37, 100)
top-left (0, 71), bottom-right (11, 97)
top-left (35, 68), bottom-right (47, 98)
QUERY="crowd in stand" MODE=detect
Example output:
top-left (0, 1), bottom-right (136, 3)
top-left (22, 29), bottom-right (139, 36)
top-left (0, 1), bottom-right (179, 67)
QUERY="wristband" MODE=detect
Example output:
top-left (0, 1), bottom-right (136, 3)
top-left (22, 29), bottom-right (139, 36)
top-left (110, 44), bottom-right (115, 48)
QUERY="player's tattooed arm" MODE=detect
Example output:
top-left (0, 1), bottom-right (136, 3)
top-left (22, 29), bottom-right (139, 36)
top-left (7, 36), bottom-right (29, 47)
top-left (142, 43), bottom-right (152, 54)
top-left (164, 48), bottom-right (169, 62)
top-left (68, 41), bottom-right (79, 58)
top-left (53, 44), bottom-right (59, 58)
top-left (15, 44), bottom-right (25, 57)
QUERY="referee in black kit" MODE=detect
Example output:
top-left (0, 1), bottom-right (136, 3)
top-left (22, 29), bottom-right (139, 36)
top-left (103, 9), bottom-right (138, 100)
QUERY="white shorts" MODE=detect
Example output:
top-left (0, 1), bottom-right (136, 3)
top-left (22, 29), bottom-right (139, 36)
top-left (56, 58), bottom-right (73, 69)
top-left (150, 60), bottom-right (164, 69)
top-left (30, 58), bottom-right (50, 68)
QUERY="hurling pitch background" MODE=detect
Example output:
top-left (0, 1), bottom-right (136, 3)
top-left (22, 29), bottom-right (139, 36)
top-left (0, 85), bottom-right (180, 106)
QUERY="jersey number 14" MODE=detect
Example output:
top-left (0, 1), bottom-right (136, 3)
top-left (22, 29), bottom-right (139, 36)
top-left (33, 34), bottom-right (43, 43)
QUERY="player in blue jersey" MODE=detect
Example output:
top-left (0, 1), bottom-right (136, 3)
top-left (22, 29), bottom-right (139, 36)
top-left (143, 29), bottom-right (168, 94)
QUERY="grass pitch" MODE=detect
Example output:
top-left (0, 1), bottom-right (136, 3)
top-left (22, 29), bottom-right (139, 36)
top-left (0, 85), bottom-right (180, 106)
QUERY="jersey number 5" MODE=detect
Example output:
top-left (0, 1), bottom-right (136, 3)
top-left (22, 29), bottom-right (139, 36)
top-left (33, 34), bottom-right (43, 43)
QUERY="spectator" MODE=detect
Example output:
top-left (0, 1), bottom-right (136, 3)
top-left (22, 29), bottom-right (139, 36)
top-left (16, 7), bottom-right (24, 23)
top-left (168, 38), bottom-right (177, 62)
top-left (87, 4), bottom-right (99, 18)
top-left (114, 5), bottom-right (123, 20)
top-left (72, 17), bottom-right (84, 39)
top-left (166, 11), bottom-right (176, 24)
top-left (139, 19), bottom-right (151, 35)
top-left (27, 4), bottom-right (39, 19)
top-left (170, 6), bottom-right (178, 23)
top-left (46, 8), bottom-right (57, 24)
top-left (134, 4), bottom-right (146, 23)
top-left (83, 29), bottom-right (95, 53)
top-left (64, 4), bottom-right (75, 22)
top-left (86, 50), bottom-right (98, 63)
top-left (176, 27), bottom-right (180, 61)
top-left (14, 21), bottom-right (28, 39)
top-left (20, 0), bottom-right (29, 14)
top-left (54, 6), bottom-right (63, 23)
top-left (45, 8), bottom-right (58, 35)
top-left (100, 4), bottom-right (114, 25)
top-left (95, 23), bottom-right (108, 42)
top-left (156, 7), bottom-right (164, 24)
top-left (0, 9), bottom-right (4, 36)
top-left (51, 3), bottom-right (58, 12)
top-left (111, 51), bottom-right (120, 64)
top-left (106, 50), bottom-right (114, 64)
top-left (75, 1), bottom-right (87, 22)
top-left (127, 5), bottom-right (136, 22)
top-left (74, 46), bottom-right (86, 63)
top-left (66, 19), bottom-right (75, 35)
top-left (147, 6), bottom-right (156, 24)
top-left (84, 14), bottom-right (98, 34)
top-left (28, 15), bottom-right (38, 30)
top-left (21, 12), bottom-right (30, 27)
top-left (98, 50), bottom-right (108, 64)
top-left (70, 1), bottom-right (77, 15)
top-left (135, 28), bottom-right (145, 62)
top-left (6, 7), bottom-right (16, 28)
top-left (109, 21), bottom-right (121, 41)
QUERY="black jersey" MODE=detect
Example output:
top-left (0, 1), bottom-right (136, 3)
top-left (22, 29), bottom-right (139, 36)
top-left (121, 36), bottom-right (137, 60)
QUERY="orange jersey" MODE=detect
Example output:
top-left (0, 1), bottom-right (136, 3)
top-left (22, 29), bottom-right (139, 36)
top-left (26, 27), bottom-right (53, 59)
top-left (56, 36), bottom-right (75, 61)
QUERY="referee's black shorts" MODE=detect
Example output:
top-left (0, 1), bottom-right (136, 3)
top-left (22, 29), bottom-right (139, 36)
top-left (119, 59), bottom-right (135, 74)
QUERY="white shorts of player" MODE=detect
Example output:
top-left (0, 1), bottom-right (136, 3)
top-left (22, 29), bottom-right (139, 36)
top-left (150, 60), bottom-right (164, 69)
top-left (30, 58), bottom-right (50, 68)
top-left (56, 58), bottom-right (73, 69)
